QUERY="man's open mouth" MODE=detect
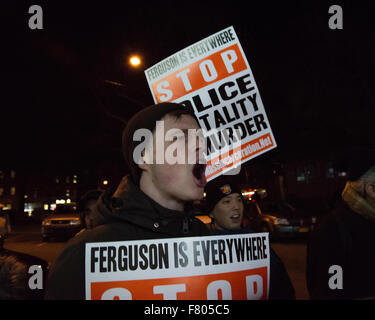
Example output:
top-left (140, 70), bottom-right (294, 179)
top-left (230, 214), bottom-right (241, 221)
top-left (192, 163), bottom-right (207, 187)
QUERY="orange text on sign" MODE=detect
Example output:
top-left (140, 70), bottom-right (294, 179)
top-left (90, 267), bottom-right (268, 300)
top-left (206, 133), bottom-right (275, 179)
top-left (152, 44), bottom-right (247, 103)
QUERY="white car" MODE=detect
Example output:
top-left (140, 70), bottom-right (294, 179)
top-left (41, 204), bottom-right (82, 241)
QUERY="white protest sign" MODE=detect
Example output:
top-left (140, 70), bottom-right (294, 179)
top-left (145, 26), bottom-right (277, 181)
top-left (85, 233), bottom-right (270, 300)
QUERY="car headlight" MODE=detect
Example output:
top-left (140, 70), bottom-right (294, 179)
top-left (274, 218), bottom-right (290, 225)
top-left (70, 218), bottom-right (81, 225)
top-left (42, 220), bottom-right (51, 226)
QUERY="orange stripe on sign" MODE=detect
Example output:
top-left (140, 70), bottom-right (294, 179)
top-left (152, 44), bottom-right (247, 103)
top-left (91, 267), bottom-right (268, 300)
top-left (206, 133), bottom-right (274, 179)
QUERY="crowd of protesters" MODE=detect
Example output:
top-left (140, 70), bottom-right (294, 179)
top-left (0, 102), bottom-right (374, 300)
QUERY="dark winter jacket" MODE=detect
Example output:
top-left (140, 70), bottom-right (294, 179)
top-left (210, 226), bottom-right (295, 300)
top-left (306, 199), bottom-right (375, 300)
top-left (45, 176), bottom-right (211, 300)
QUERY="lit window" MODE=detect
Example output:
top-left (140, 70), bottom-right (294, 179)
top-left (10, 187), bottom-right (16, 196)
top-left (3, 204), bottom-right (12, 210)
top-left (24, 203), bottom-right (32, 214)
top-left (10, 170), bottom-right (15, 179)
top-left (0, 187), bottom-right (4, 196)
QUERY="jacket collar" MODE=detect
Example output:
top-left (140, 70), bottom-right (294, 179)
top-left (92, 175), bottom-right (195, 235)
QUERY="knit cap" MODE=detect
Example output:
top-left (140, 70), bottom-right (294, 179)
top-left (204, 175), bottom-right (243, 213)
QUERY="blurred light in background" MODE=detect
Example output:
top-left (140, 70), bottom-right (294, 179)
top-left (129, 55), bottom-right (141, 67)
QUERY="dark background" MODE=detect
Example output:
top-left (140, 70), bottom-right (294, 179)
top-left (2, 0), bottom-right (374, 175)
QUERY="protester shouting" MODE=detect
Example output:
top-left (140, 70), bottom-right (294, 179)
top-left (45, 102), bottom-right (211, 299)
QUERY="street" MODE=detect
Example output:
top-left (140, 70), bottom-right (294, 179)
top-left (2, 224), bottom-right (310, 300)
top-left (2, 224), bottom-right (66, 266)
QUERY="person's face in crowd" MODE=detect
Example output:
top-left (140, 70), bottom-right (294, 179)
top-left (83, 199), bottom-right (97, 229)
top-left (210, 193), bottom-right (244, 230)
top-left (140, 114), bottom-right (206, 211)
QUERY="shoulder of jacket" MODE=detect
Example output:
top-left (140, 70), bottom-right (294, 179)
top-left (190, 217), bottom-right (213, 235)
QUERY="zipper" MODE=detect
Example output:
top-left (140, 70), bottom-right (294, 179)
top-left (182, 216), bottom-right (189, 234)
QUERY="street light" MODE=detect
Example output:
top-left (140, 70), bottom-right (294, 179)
top-left (129, 55), bottom-right (141, 67)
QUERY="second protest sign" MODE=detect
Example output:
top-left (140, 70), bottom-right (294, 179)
top-left (145, 26), bottom-right (277, 181)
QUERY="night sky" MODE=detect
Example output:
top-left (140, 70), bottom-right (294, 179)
top-left (2, 1), bottom-right (375, 174)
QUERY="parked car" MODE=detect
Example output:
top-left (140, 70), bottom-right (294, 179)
top-left (244, 198), bottom-right (317, 240)
top-left (41, 203), bottom-right (81, 241)
top-left (194, 187), bottom-right (318, 240)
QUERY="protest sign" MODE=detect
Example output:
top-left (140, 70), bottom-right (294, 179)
top-left (145, 26), bottom-right (277, 181)
top-left (85, 233), bottom-right (270, 300)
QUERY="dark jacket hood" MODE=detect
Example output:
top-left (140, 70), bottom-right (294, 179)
top-left (91, 176), bottom-right (200, 236)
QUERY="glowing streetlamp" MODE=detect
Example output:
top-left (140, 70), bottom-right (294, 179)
top-left (129, 55), bottom-right (141, 67)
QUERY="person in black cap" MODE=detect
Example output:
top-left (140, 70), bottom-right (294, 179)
top-left (205, 175), bottom-right (244, 232)
top-left (77, 189), bottom-right (102, 230)
top-left (306, 147), bottom-right (375, 299)
top-left (46, 102), bottom-right (210, 299)
top-left (204, 175), bottom-right (296, 300)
